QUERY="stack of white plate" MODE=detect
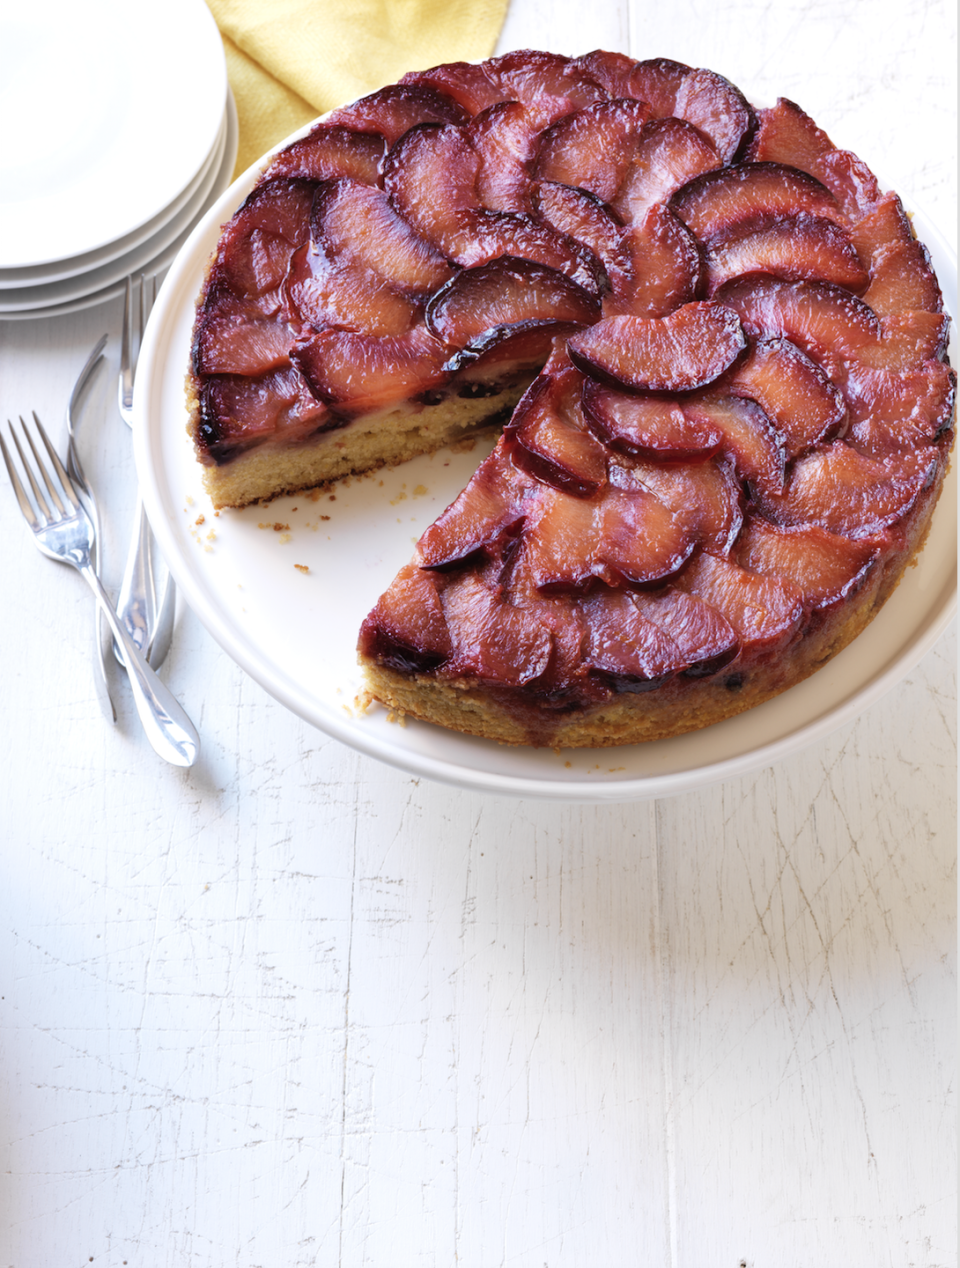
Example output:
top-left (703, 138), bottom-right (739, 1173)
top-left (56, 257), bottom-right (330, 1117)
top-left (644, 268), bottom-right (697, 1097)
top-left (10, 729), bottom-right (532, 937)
top-left (0, 0), bottom-right (237, 319)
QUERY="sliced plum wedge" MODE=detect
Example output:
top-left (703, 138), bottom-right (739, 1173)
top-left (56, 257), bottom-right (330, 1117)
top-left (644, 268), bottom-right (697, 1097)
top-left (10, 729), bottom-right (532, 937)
top-left (383, 123), bottom-right (482, 257)
top-left (505, 363), bottom-right (608, 497)
top-left (630, 586), bottom-right (739, 677)
top-left (440, 571), bottom-right (554, 687)
top-left (327, 83), bottom-right (469, 147)
top-left (424, 255), bottom-right (600, 350)
top-left (193, 282), bottom-right (292, 377)
top-left (749, 98), bottom-right (881, 221)
top-left (680, 394), bottom-right (787, 500)
top-left (754, 441), bottom-right (937, 537)
top-left (358, 563), bottom-right (453, 673)
top-left (581, 378), bottom-right (722, 460)
top-left (263, 124), bottom-right (387, 185)
top-left (518, 480), bottom-right (696, 593)
top-left (418, 443), bottom-right (530, 573)
top-left (610, 117), bottom-right (721, 225)
top-left (291, 323), bottom-right (449, 413)
top-left (736, 516), bottom-right (877, 610)
top-left (468, 100), bottom-right (542, 215)
top-left (701, 212), bottom-right (868, 295)
top-left (583, 589), bottom-right (685, 688)
top-left (670, 162), bottom-right (845, 240)
top-left (196, 366), bottom-right (330, 463)
top-left (677, 550), bottom-right (803, 655)
top-left (623, 457), bottom-right (744, 556)
top-left (568, 302), bottom-right (747, 393)
top-left (843, 361), bottom-right (956, 458)
top-left (603, 203), bottom-right (702, 318)
top-left (724, 336), bottom-right (847, 459)
top-left (532, 98), bottom-right (653, 202)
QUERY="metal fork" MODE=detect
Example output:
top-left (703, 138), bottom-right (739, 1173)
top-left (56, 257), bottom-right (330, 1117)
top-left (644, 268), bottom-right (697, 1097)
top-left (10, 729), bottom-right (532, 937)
top-left (64, 334), bottom-right (117, 724)
top-left (117, 273), bottom-right (175, 666)
top-left (1, 413), bottom-right (199, 768)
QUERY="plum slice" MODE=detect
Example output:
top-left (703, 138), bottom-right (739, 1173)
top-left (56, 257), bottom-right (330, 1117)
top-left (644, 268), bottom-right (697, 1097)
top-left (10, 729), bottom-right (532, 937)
top-left (533, 182), bottom-right (626, 281)
top-left (441, 572), bottom-right (554, 686)
top-left (519, 481), bottom-right (696, 593)
top-left (714, 276), bottom-right (880, 378)
top-left (624, 458), bottom-right (744, 556)
top-left (677, 550), bottom-right (803, 654)
top-left (484, 49), bottom-right (606, 125)
top-left (701, 213), bottom-right (868, 295)
top-left (399, 62), bottom-right (506, 115)
top-left (418, 444), bottom-right (530, 572)
top-left (681, 395), bottom-right (786, 499)
top-left (532, 98), bottom-right (653, 202)
top-left (610, 117), bottom-right (721, 225)
top-left (383, 123), bottom-right (482, 257)
top-left (568, 302), bottom-right (747, 393)
top-left (425, 255), bottom-right (600, 350)
top-left (581, 378), bottom-right (721, 460)
top-left (311, 178), bottom-right (454, 294)
top-left (193, 282), bottom-right (292, 377)
top-left (358, 563), bottom-right (453, 672)
top-left (452, 209), bottom-right (606, 294)
top-left (673, 67), bottom-right (757, 164)
top-left (505, 364), bottom-right (608, 497)
top-left (724, 336), bottom-right (847, 458)
top-left (630, 586), bottom-right (739, 676)
top-left (749, 98), bottom-right (881, 221)
top-left (843, 361), bottom-right (956, 458)
top-left (262, 124), bottom-right (386, 185)
top-left (327, 83), bottom-right (469, 147)
top-left (196, 366), bottom-right (330, 462)
top-left (736, 516), bottom-right (877, 610)
top-left (213, 178), bottom-right (316, 299)
top-left (285, 242), bottom-right (422, 338)
top-left (583, 590), bottom-right (685, 688)
top-left (291, 323), bottom-right (449, 412)
top-left (755, 442), bottom-right (937, 537)
top-left (603, 203), bottom-right (702, 318)
top-left (468, 100), bottom-right (541, 215)
top-left (671, 162), bottom-right (846, 240)
top-left (849, 192), bottom-right (942, 315)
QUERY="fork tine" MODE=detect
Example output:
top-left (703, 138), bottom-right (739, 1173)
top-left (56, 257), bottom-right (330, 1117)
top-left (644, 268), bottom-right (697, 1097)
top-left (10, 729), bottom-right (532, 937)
top-left (0, 426), bottom-right (39, 527)
top-left (32, 411), bottom-right (83, 515)
top-left (11, 418), bottom-right (57, 520)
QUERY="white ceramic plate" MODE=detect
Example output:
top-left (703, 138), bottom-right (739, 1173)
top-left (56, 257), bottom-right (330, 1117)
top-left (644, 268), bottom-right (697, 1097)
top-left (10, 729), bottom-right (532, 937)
top-left (135, 125), bottom-right (958, 803)
top-left (0, 91), bottom-right (238, 321)
top-left (0, 0), bottom-right (226, 268)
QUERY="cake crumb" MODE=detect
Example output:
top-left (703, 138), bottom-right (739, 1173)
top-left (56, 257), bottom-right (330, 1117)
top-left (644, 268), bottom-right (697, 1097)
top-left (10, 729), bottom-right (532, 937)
top-left (391, 490), bottom-right (408, 505)
top-left (320, 514), bottom-right (331, 521)
top-left (186, 495), bottom-right (194, 505)
top-left (329, 494), bottom-right (336, 501)
top-left (278, 532), bottom-right (292, 544)
top-left (195, 514), bottom-right (205, 526)
top-left (294, 563), bottom-right (309, 573)
top-left (564, 761), bottom-right (572, 768)
top-left (308, 488), bottom-right (322, 501)
top-left (413, 484), bottom-right (428, 497)
top-left (206, 529), bottom-right (216, 541)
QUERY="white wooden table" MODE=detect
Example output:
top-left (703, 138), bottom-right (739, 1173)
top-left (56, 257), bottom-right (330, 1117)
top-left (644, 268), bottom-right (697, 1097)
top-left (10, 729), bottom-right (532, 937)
top-left (1, 1), bottom-right (955, 1263)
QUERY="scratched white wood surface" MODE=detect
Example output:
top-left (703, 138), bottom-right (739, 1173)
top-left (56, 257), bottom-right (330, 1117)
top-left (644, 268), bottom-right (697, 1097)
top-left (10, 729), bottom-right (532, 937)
top-left (0, 0), bottom-right (955, 1263)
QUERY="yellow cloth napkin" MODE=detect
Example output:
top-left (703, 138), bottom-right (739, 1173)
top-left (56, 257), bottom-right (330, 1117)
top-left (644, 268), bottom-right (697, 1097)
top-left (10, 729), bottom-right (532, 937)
top-left (206, 0), bottom-right (510, 179)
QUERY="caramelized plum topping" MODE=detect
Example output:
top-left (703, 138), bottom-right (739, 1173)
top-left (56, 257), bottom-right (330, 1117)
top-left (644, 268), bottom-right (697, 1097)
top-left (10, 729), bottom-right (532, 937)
top-left (755, 442), bottom-right (937, 537)
top-left (425, 256), bottom-right (599, 350)
top-left (193, 283), bottom-right (292, 377)
top-left (624, 458), bottom-right (744, 556)
top-left (749, 98), bottom-right (881, 220)
top-left (677, 550), bottom-right (803, 654)
top-left (844, 361), bottom-right (956, 458)
top-left (724, 336), bottom-right (847, 458)
top-left (630, 586), bottom-right (739, 677)
top-left (533, 182), bottom-right (626, 281)
top-left (680, 395), bottom-right (786, 499)
top-left (382, 124), bottom-right (481, 256)
top-left (418, 444), bottom-right (530, 572)
top-left (583, 590), bottom-right (685, 687)
top-left (311, 178), bottom-right (454, 294)
top-left (197, 366), bottom-right (329, 461)
top-left (292, 324), bottom-right (449, 412)
top-left (327, 83), bottom-right (469, 146)
top-left (736, 517), bottom-right (877, 609)
top-left (568, 302), bottom-right (746, 393)
top-left (671, 162), bottom-right (846, 239)
top-left (399, 62), bottom-right (505, 115)
top-left (532, 98), bottom-right (653, 201)
top-left (505, 365), bottom-right (608, 497)
top-left (701, 213), bottom-right (869, 295)
top-left (581, 378), bottom-right (722, 460)
top-left (262, 124), bottom-right (386, 185)
top-left (611, 117), bottom-right (721, 224)
top-left (468, 101), bottom-right (541, 214)
top-left (358, 564), bottom-right (452, 671)
top-left (603, 203), bottom-right (702, 318)
top-left (441, 572), bottom-right (554, 686)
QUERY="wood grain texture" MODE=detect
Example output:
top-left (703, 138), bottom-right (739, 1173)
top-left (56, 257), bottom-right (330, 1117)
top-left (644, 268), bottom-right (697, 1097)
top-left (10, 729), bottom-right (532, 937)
top-left (0, 1), bottom-right (955, 1263)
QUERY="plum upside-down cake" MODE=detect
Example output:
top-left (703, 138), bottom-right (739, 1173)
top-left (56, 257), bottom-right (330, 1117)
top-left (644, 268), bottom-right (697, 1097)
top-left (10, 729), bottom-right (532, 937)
top-left (188, 49), bottom-right (955, 747)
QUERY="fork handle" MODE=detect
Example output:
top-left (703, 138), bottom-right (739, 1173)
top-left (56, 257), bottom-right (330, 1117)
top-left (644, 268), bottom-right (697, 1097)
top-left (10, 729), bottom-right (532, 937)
top-left (80, 562), bottom-right (199, 768)
top-left (113, 495), bottom-right (157, 664)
